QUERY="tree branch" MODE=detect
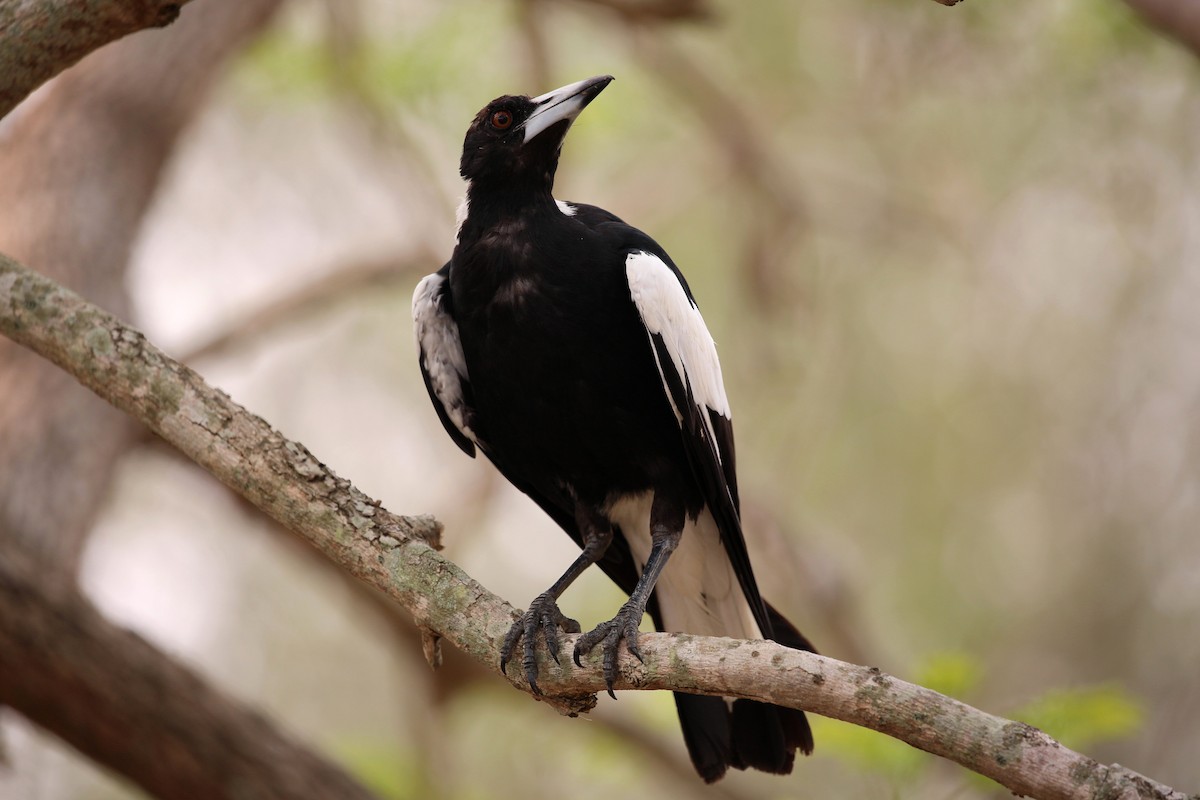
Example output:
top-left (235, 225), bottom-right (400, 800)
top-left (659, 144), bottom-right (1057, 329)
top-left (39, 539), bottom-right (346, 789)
top-left (0, 253), bottom-right (1193, 800)
top-left (0, 0), bottom-right (195, 120)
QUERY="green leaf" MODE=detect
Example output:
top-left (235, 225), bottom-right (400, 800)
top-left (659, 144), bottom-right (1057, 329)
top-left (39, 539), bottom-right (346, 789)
top-left (333, 739), bottom-right (428, 800)
top-left (811, 717), bottom-right (928, 780)
top-left (913, 651), bottom-right (983, 699)
top-left (1013, 684), bottom-right (1144, 751)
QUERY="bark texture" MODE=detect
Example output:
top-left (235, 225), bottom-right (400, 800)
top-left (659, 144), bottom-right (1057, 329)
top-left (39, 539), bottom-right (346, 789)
top-left (0, 0), bottom-right (193, 120)
top-left (1, 255), bottom-right (1194, 800)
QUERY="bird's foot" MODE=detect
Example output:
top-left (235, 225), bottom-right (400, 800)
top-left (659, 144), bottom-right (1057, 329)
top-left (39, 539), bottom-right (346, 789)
top-left (573, 601), bottom-right (645, 699)
top-left (500, 592), bottom-right (581, 695)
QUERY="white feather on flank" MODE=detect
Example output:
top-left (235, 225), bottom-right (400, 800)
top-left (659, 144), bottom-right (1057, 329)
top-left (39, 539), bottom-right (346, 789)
top-left (412, 272), bottom-right (477, 444)
top-left (607, 492), bottom-right (761, 641)
top-left (625, 250), bottom-right (731, 462)
top-left (555, 199), bottom-right (577, 217)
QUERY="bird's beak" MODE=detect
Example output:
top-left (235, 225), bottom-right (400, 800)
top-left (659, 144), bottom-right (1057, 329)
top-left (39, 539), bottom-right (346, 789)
top-left (521, 75), bottom-right (614, 145)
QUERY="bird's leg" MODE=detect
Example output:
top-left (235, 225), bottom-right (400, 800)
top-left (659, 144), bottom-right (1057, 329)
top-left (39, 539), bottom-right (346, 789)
top-left (574, 494), bottom-right (683, 698)
top-left (500, 505), bottom-right (613, 695)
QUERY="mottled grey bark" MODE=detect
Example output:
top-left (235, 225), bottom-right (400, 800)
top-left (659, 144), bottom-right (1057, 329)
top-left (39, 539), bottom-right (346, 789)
top-left (0, 0), bottom-right (193, 120)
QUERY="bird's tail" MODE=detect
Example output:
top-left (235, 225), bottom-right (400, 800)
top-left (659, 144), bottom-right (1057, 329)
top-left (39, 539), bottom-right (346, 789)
top-left (672, 602), bottom-right (815, 783)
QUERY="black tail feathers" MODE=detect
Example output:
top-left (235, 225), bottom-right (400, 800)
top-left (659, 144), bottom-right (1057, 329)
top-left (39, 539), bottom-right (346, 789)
top-left (673, 603), bottom-right (816, 783)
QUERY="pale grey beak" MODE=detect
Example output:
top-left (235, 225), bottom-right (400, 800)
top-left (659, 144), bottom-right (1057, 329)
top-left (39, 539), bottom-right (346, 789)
top-left (521, 75), bottom-right (614, 145)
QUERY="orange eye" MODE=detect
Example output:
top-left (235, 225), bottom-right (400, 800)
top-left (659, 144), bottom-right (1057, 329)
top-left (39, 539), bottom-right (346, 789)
top-left (490, 110), bottom-right (513, 130)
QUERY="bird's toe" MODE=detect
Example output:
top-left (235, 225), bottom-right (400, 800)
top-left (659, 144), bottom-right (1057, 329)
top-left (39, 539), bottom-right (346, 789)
top-left (502, 593), bottom-right (579, 690)
top-left (573, 602), bottom-right (645, 699)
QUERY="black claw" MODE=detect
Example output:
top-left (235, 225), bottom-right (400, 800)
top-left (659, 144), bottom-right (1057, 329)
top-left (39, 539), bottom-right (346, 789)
top-left (500, 594), bottom-right (579, 690)
top-left (499, 623), bottom-right (523, 675)
top-left (603, 642), bottom-right (619, 690)
top-left (543, 620), bottom-right (561, 664)
top-left (573, 601), bottom-right (647, 699)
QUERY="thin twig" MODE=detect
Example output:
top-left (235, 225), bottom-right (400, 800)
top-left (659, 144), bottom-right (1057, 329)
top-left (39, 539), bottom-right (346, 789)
top-left (179, 249), bottom-right (437, 364)
top-left (566, 0), bottom-right (712, 23)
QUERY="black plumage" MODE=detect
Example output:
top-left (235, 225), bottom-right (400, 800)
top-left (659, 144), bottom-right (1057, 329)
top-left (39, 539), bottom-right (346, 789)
top-left (413, 75), bottom-right (815, 783)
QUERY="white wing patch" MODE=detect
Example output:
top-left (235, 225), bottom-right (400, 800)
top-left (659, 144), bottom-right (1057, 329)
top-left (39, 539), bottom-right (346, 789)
top-left (412, 272), bottom-right (477, 444)
top-left (555, 199), bottom-right (578, 217)
top-left (626, 250), bottom-right (731, 460)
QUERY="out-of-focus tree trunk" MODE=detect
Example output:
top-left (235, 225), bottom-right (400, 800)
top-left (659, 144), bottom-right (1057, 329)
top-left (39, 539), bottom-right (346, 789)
top-left (1124, 0), bottom-right (1200, 56)
top-left (0, 2), bottom-right (388, 795)
top-left (0, 544), bottom-right (379, 800)
top-left (0, 0), bottom-right (285, 588)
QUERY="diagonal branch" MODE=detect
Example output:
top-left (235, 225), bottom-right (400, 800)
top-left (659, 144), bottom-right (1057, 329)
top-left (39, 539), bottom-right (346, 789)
top-left (178, 249), bottom-right (437, 364)
top-left (0, 252), bottom-right (1193, 800)
top-left (0, 0), bottom-right (194, 120)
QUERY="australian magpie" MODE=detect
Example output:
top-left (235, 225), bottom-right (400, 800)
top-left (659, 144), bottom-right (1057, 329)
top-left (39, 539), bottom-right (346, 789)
top-left (412, 75), bottom-right (815, 783)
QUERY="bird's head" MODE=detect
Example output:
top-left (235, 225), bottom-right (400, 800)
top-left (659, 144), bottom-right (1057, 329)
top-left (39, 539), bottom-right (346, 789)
top-left (459, 75), bottom-right (613, 194)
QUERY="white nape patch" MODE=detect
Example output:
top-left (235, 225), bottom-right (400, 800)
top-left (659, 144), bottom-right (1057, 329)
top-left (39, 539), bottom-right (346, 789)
top-left (555, 199), bottom-right (577, 217)
top-left (606, 493), bottom-right (760, 641)
top-left (625, 250), bottom-right (732, 459)
top-left (454, 191), bottom-right (470, 244)
top-left (412, 272), bottom-right (477, 443)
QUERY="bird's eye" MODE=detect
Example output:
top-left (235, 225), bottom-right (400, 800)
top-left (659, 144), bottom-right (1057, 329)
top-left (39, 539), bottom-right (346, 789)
top-left (490, 110), bottom-right (513, 130)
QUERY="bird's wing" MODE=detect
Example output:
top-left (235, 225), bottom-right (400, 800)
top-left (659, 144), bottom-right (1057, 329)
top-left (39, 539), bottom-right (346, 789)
top-left (412, 263), bottom-right (478, 457)
top-left (623, 247), bottom-right (771, 634)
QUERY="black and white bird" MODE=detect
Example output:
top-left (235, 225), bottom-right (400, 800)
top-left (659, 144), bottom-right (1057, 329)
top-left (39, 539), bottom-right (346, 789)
top-left (413, 75), bottom-right (815, 782)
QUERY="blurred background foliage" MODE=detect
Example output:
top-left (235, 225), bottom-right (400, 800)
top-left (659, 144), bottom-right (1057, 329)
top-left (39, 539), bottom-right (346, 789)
top-left (3, 0), bottom-right (1199, 798)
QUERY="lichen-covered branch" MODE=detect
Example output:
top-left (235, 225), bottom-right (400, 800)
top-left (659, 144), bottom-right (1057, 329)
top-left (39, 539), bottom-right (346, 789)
top-left (0, 0), bottom-right (195, 120)
top-left (0, 253), bottom-right (1193, 800)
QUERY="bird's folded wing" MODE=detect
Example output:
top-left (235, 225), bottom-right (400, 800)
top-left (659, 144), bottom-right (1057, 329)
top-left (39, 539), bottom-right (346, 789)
top-left (624, 249), bottom-right (771, 633)
top-left (412, 263), bottom-right (478, 457)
